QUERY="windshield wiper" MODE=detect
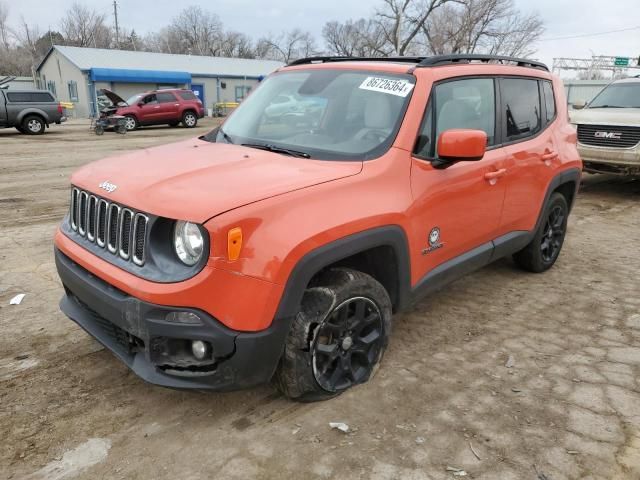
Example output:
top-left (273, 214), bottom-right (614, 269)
top-left (219, 127), bottom-right (234, 144)
top-left (241, 143), bottom-right (311, 158)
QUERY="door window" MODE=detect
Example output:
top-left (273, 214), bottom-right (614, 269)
top-left (414, 78), bottom-right (495, 158)
top-left (142, 94), bottom-right (157, 105)
top-left (500, 78), bottom-right (541, 141)
top-left (542, 81), bottom-right (556, 124)
top-left (157, 92), bottom-right (176, 103)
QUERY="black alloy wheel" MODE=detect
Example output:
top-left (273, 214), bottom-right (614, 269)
top-left (312, 296), bottom-right (385, 392)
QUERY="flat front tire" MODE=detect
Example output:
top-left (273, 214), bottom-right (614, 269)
top-left (514, 192), bottom-right (569, 273)
top-left (274, 268), bottom-right (392, 402)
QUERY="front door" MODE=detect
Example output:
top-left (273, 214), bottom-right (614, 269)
top-left (137, 93), bottom-right (161, 123)
top-left (191, 84), bottom-right (205, 107)
top-left (409, 77), bottom-right (507, 284)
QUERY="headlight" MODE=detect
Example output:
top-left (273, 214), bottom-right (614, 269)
top-left (174, 221), bottom-right (204, 266)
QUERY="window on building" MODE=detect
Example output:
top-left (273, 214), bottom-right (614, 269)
top-left (47, 80), bottom-right (57, 96)
top-left (235, 85), bottom-right (251, 102)
top-left (414, 78), bottom-right (495, 158)
top-left (157, 92), bottom-right (177, 103)
top-left (500, 78), bottom-right (541, 141)
top-left (542, 81), bottom-right (556, 123)
top-left (68, 81), bottom-right (78, 102)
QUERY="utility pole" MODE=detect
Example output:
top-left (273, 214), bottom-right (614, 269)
top-left (113, 0), bottom-right (120, 49)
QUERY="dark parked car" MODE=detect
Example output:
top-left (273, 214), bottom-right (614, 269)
top-left (0, 89), bottom-right (66, 135)
top-left (101, 89), bottom-right (205, 131)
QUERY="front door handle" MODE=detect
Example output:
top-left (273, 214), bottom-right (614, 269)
top-left (484, 168), bottom-right (507, 181)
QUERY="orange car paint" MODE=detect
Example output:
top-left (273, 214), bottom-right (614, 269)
top-left (55, 61), bottom-right (581, 333)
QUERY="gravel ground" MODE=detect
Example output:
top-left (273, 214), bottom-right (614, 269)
top-left (1, 119), bottom-right (639, 480)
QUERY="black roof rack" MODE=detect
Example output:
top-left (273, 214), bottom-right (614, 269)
top-left (287, 56), bottom-right (428, 66)
top-left (288, 54), bottom-right (548, 71)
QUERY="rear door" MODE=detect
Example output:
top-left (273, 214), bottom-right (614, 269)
top-left (498, 77), bottom-right (558, 234)
top-left (156, 91), bottom-right (180, 121)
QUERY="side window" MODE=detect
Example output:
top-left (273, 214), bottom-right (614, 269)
top-left (542, 81), bottom-right (556, 123)
top-left (413, 78), bottom-right (495, 159)
top-left (68, 81), bottom-right (78, 102)
top-left (143, 94), bottom-right (157, 105)
top-left (157, 92), bottom-right (176, 103)
top-left (500, 78), bottom-right (541, 141)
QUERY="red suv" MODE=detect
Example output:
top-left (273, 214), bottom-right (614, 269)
top-left (106, 89), bottom-right (204, 130)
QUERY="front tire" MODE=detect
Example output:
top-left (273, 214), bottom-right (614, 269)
top-left (274, 268), bottom-right (392, 402)
top-left (514, 192), bottom-right (569, 273)
top-left (22, 115), bottom-right (45, 135)
top-left (182, 111), bottom-right (198, 128)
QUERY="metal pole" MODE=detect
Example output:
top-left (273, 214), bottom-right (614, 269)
top-left (113, 0), bottom-right (120, 49)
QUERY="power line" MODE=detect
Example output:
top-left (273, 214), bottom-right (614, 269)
top-left (539, 26), bottom-right (640, 42)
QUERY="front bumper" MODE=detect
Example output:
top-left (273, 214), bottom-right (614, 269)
top-left (55, 247), bottom-right (289, 391)
top-left (577, 143), bottom-right (640, 175)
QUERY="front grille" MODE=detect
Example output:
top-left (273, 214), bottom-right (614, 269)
top-left (69, 187), bottom-right (149, 266)
top-left (577, 124), bottom-right (640, 148)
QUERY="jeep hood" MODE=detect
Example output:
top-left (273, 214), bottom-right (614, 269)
top-left (71, 138), bottom-right (362, 222)
top-left (570, 107), bottom-right (640, 126)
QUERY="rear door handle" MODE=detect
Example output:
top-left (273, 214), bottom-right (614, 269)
top-left (484, 168), bottom-right (507, 181)
top-left (542, 151), bottom-right (558, 161)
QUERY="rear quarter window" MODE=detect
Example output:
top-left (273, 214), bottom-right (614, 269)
top-left (179, 91), bottom-right (198, 101)
top-left (6, 92), bottom-right (55, 103)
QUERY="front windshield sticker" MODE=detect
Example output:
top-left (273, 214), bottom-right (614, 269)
top-left (359, 77), bottom-right (415, 97)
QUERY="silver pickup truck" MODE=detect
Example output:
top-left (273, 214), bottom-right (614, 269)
top-left (0, 89), bottom-right (67, 135)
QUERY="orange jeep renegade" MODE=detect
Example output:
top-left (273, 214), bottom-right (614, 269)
top-left (55, 55), bottom-right (582, 401)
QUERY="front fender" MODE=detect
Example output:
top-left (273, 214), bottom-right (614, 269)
top-left (274, 225), bottom-right (412, 321)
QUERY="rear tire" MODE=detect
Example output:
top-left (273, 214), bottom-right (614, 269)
top-left (123, 115), bottom-right (138, 131)
top-left (182, 111), bottom-right (198, 128)
top-left (513, 192), bottom-right (569, 273)
top-left (274, 268), bottom-right (392, 402)
top-left (22, 115), bottom-right (45, 135)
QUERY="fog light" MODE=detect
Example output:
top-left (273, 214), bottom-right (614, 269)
top-left (165, 311), bottom-right (202, 325)
top-left (191, 340), bottom-right (210, 360)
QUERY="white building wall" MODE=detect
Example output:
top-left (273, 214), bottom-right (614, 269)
top-left (37, 49), bottom-right (91, 117)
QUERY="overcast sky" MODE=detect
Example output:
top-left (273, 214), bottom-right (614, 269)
top-left (5, 0), bottom-right (640, 69)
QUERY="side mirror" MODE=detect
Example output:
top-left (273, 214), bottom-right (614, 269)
top-left (435, 129), bottom-right (487, 167)
top-left (572, 99), bottom-right (587, 110)
top-left (137, 102), bottom-right (144, 107)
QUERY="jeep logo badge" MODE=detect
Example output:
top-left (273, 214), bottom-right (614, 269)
top-left (594, 131), bottom-right (622, 139)
top-left (98, 181), bottom-right (117, 193)
top-left (423, 227), bottom-right (444, 255)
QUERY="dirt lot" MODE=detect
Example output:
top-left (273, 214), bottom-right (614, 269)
top-left (1, 119), bottom-right (639, 480)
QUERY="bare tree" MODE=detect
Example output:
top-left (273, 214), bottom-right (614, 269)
top-left (423, 0), bottom-right (543, 57)
top-left (168, 6), bottom-right (223, 55)
top-left (60, 2), bottom-right (112, 48)
top-left (0, 0), bottom-right (11, 50)
top-left (256, 29), bottom-right (318, 63)
top-left (217, 31), bottom-right (255, 58)
top-left (323, 19), bottom-right (389, 57)
top-left (375, 0), bottom-right (451, 56)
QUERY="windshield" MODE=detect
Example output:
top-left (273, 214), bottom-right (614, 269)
top-left (125, 94), bottom-right (143, 106)
top-left (204, 69), bottom-right (415, 160)
top-left (589, 82), bottom-right (640, 108)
